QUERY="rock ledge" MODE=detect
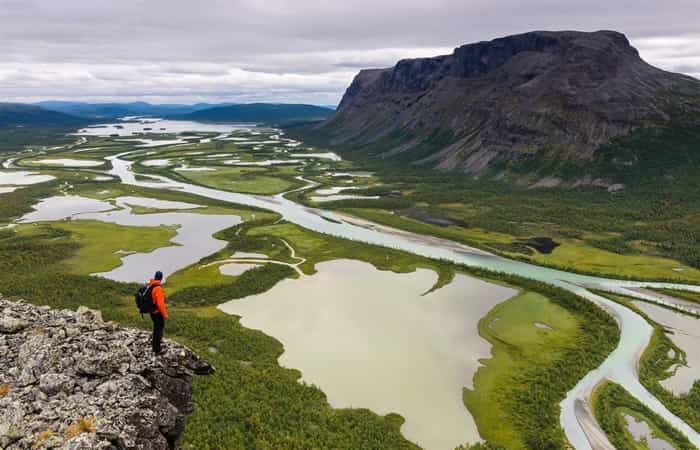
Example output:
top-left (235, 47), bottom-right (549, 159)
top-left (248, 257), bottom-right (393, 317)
top-left (0, 297), bottom-right (213, 449)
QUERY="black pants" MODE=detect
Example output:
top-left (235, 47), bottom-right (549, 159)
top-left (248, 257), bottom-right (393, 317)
top-left (150, 313), bottom-right (165, 354)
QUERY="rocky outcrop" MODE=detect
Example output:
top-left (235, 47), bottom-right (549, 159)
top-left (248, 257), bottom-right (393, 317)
top-left (0, 297), bottom-right (213, 449)
top-left (318, 30), bottom-right (700, 173)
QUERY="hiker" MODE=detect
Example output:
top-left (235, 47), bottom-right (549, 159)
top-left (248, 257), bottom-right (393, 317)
top-left (148, 271), bottom-right (168, 354)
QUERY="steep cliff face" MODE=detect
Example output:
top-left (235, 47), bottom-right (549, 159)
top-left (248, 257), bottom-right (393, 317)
top-left (0, 297), bottom-right (213, 450)
top-left (319, 30), bottom-right (700, 173)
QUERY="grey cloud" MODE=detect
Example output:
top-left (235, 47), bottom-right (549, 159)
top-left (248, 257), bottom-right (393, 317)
top-left (0, 0), bottom-right (698, 104)
top-left (673, 64), bottom-right (700, 74)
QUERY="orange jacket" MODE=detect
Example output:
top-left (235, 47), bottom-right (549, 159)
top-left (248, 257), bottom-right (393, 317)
top-left (149, 279), bottom-right (168, 319)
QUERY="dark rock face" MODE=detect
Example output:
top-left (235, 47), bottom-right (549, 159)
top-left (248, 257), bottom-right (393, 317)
top-left (320, 30), bottom-right (700, 172)
top-left (0, 297), bottom-right (213, 449)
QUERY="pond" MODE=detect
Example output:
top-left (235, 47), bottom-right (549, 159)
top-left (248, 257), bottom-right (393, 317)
top-left (219, 263), bottom-right (260, 276)
top-left (31, 158), bottom-right (103, 167)
top-left (19, 195), bottom-right (240, 283)
top-left (75, 119), bottom-right (254, 137)
top-left (314, 186), bottom-right (359, 195)
top-left (220, 259), bottom-right (517, 450)
top-left (0, 170), bottom-right (55, 186)
top-left (623, 413), bottom-right (674, 450)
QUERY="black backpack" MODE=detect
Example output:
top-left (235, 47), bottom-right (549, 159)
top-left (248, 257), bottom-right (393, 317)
top-left (135, 284), bottom-right (157, 316)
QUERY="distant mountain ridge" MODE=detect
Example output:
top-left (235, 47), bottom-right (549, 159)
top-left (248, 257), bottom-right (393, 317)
top-left (314, 30), bottom-right (700, 174)
top-left (0, 103), bottom-right (86, 128)
top-left (34, 101), bottom-right (334, 125)
top-left (34, 101), bottom-right (228, 119)
top-left (171, 103), bottom-right (334, 124)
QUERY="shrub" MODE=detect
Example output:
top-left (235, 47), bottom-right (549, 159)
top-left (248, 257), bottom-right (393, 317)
top-left (65, 417), bottom-right (95, 439)
top-left (32, 429), bottom-right (55, 449)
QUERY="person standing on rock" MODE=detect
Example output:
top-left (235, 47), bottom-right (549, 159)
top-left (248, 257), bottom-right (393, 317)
top-left (149, 271), bottom-right (168, 355)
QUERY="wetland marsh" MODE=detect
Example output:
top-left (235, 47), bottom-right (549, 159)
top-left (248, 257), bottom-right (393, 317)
top-left (3, 118), bottom-right (700, 450)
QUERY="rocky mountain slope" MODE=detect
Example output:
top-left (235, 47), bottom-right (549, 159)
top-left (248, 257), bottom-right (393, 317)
top-left (0, 297), bottom-right (212, 449)
top-left (317, 30), bottom-right (700, 173)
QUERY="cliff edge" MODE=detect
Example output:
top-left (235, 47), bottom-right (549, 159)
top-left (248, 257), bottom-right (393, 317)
top-left (0, 297), bottom-right (213, 449)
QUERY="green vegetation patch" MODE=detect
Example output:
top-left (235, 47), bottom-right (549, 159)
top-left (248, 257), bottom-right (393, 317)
top-left (165, 263), bottom-right (235, 293)
top-left (248, 221), bottom-right (455, 289)
top-left (0, 126), bottom-right (78, 152)
top-left (156, 165), bottom-right (300, 195)
top-left (464, 291), bottom-right (579, 449)
top-left (169, 264), bottom-right (295, 307)
top-left (0, 179), bottom-right (61, 222)
top-left (526, 241), bottom-right (700, 282)
top-left (337, 207), bottom-right (700, 283)
top-left (593, 382), bottom-right (693, 449)
top-left (38, 221), bottom-right (176, 274)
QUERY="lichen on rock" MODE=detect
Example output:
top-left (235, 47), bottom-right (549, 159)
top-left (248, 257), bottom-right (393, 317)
top-left (0, 296), bottom-right (213, 449)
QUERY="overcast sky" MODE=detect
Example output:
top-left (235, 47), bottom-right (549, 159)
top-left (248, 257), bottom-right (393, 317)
top-left (1, 0), bottom-right (698, 105)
